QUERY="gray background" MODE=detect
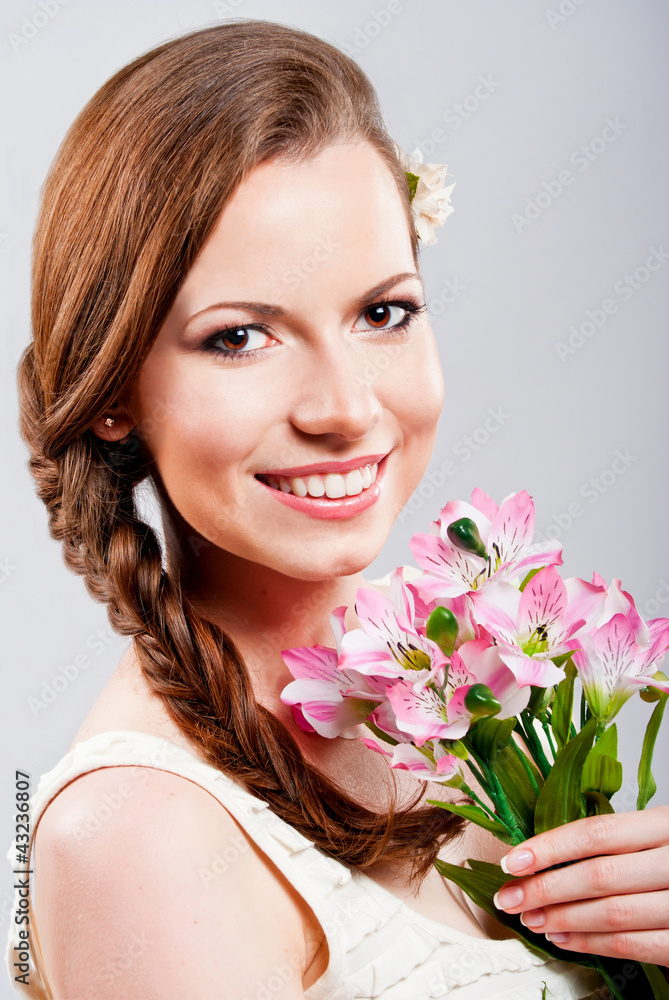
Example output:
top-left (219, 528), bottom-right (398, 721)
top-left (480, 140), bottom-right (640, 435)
top-left (1, 1), bottom-right (668, 990)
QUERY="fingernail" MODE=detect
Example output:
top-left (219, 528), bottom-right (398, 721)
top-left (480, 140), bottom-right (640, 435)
top-left (520, 908), bottom-right (546, 928)
top-left (493, 885), bottom-right (524, 910)
top-left (500, 849), bottom-right (535, 874)
top-left (546, 932), bottom-right (569, 944)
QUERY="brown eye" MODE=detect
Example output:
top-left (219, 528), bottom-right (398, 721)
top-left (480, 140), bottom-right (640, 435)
top-left (206, 326), bottom-right (276, 358)
top-left (356, 302), bottom-right (415, 333)
top-left (218, 328), bottom-right (249, 351)
top-left (364, 304), bottom-right (392, 328)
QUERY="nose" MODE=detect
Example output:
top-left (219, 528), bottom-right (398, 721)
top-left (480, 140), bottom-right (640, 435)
top-left (288, 337), bottom-right (383, 442)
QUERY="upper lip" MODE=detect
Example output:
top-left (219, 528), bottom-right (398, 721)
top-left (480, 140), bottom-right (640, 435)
top-left (257, 452), bottom-right (389, 477)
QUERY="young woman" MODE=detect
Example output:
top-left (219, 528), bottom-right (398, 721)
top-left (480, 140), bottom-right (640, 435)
top-left (7, 19), bottom-right (669, 1000)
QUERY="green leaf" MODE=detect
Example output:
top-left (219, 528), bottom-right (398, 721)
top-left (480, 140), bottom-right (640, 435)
top-left (582, 724), bottom-right (623, 799)
top-left (552, 660), bottom-right (577, 750)
top-left (640, 962), bottom-right (669, 998)
top-left (551, 651), bottom-right (577, 669)
top-left (435, 858), bottom-right (599, 969)
top-left (493, 743), bottom-right (542, 841)
top-left (584, 790), bottom-right (616, 816)
top-left (426, 800), bottom-right (513, 842)
top-left (637, 695), bottom-right (667, 810)
top-left (534, 717), bottom-right (597, 834)
top-left (466, 716), bottom-right (516, 762)
top-left (405, 170), bottom-right (419, 200)
top-left (519, 567), bottom-right (542, 592)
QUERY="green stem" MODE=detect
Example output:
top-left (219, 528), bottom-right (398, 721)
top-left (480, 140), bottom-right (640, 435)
top-left (519, 711), bottom-right (552, 778)
top-left (459, 782), bottom-right (500, 823)
top-left (595, 959), bottom-right (627, 1000)
top-left (463, 755), bottom-right (492, 797)
top-left (508, 738), bottom-right (541, 797)
top-left (467, 749), bottom-right (525, 845)
top-left (541, 718), bottom-right (558, 763)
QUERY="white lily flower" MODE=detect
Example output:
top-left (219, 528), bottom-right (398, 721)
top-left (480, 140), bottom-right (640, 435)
top-left (397, 144), bottom-right (455, 245)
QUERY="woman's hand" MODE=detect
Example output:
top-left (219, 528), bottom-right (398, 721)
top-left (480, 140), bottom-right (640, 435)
top-left (492, 805), bottom-right (669, 966)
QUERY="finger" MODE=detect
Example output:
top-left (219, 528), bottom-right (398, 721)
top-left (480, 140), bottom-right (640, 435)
top-left (493, 846), bottom-right (669, 913)
top-left (498, 805), bottom-right (669, 876)
top-left (520, 889), bottom-right (669, 934)
top-left (541, 928), bottom-right (669, 965)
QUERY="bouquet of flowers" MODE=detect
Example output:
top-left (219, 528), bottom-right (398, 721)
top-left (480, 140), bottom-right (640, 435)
top-left (280, 489), bottom-right (669, 1000)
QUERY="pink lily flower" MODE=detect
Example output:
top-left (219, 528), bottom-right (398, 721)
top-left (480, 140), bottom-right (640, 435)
top-left (383, 640), bottom-right (531, 747)
top-left (360, 738), bottom-right (461, 783)
top-left (572, 610), bottom-right (669, 722)
top-left (409, 488), bottom-right (563, 600)
top-left (339, 567), bottom-right (448, 682)
top-left (280, 607), bottom-right (382, 739)
top-left (469, 566), bottom-right (605, 687)
top-left (589, 572), bottom-right (649, 642)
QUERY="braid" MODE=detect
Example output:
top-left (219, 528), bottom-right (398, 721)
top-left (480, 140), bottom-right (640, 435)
top-left (17, 19), bottom-right (467, 886)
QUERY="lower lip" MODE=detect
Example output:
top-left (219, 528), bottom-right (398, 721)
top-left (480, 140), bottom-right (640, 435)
top-left (256, 456), bottom-right (389, 520)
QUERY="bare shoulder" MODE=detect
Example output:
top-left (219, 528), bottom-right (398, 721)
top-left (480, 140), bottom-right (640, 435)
top-left (33, 765), bottom-right (312, 999)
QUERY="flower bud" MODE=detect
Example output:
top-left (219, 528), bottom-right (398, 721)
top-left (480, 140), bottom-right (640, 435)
top-left (640, 671), bottom-right (669, 703)
top-left (426, 606), bottom-right (459, 657)
top-left (464, 683), bottom-right (501, 719)
top-left (446, 517), bottom-right (487, 559)
top-left (441, 739), bottom-right (469, 760)
top-left (441, 770), bottom-right (465, 789)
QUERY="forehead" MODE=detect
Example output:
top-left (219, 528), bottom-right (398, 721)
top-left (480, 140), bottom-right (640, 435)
top-left (174, 141), bottom-right (415, 313)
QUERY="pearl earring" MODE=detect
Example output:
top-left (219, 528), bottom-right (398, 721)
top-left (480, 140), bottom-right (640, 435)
top-left (104, 417), bottom-right (116, 427)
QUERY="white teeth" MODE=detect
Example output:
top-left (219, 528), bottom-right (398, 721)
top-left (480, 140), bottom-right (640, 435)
top-left (263, 460), bottom-right (382, 499)
top-left (324, 473), bottom-right (346, 499)
top-left (345, 469), bottom-right (363, 496)
top-left (306, 475), bottom-right (325, 498)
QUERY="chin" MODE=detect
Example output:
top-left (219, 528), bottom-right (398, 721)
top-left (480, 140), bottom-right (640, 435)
top-left (260, 530), bottom-right (388, 582)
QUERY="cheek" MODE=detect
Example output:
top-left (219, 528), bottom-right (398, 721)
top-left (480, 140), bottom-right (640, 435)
top-left (135, 369), bottom-right (264, 499)
top-left (387, 334), bottom-right (445, 444)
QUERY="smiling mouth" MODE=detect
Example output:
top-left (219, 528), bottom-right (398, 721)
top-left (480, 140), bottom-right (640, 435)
top-left (255, 462), bottom-right (379, 500)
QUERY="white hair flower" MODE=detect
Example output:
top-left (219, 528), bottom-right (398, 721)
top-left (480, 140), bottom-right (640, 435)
top-left (397, 144), bottom-right (455, 245)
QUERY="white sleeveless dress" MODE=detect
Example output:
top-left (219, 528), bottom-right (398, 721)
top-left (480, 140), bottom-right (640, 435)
top-left (5, 730), bottom-right (603, 999)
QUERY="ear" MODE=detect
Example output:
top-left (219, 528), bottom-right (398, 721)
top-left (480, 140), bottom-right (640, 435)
top-left (89, 403), bottom-right (137, 443)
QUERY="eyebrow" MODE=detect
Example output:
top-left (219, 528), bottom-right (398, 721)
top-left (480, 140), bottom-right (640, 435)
top-left (183, 271), bottom-right (423, 330)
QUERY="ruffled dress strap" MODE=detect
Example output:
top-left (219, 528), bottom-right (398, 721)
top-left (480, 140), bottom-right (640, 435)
top-left (5, 730), bottom-right (602, 1000)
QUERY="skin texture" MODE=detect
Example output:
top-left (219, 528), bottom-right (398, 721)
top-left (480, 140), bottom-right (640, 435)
top-left (95, 140), bottom-right (445, 706)
top-left (73, 138), bottom-right (669, 987)
top-left (494, 807), bottom-right (669, 966)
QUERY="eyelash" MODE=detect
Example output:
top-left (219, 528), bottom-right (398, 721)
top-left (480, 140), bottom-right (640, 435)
top-left (201, 298), bottom-right (427, 363)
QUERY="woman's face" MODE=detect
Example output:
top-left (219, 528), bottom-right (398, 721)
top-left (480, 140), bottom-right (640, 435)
top-left (129, 141), bottom-right (444, 581)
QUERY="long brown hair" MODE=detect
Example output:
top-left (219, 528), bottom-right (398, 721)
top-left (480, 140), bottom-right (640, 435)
top-left (18, 19), bottom-right (463, 881)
